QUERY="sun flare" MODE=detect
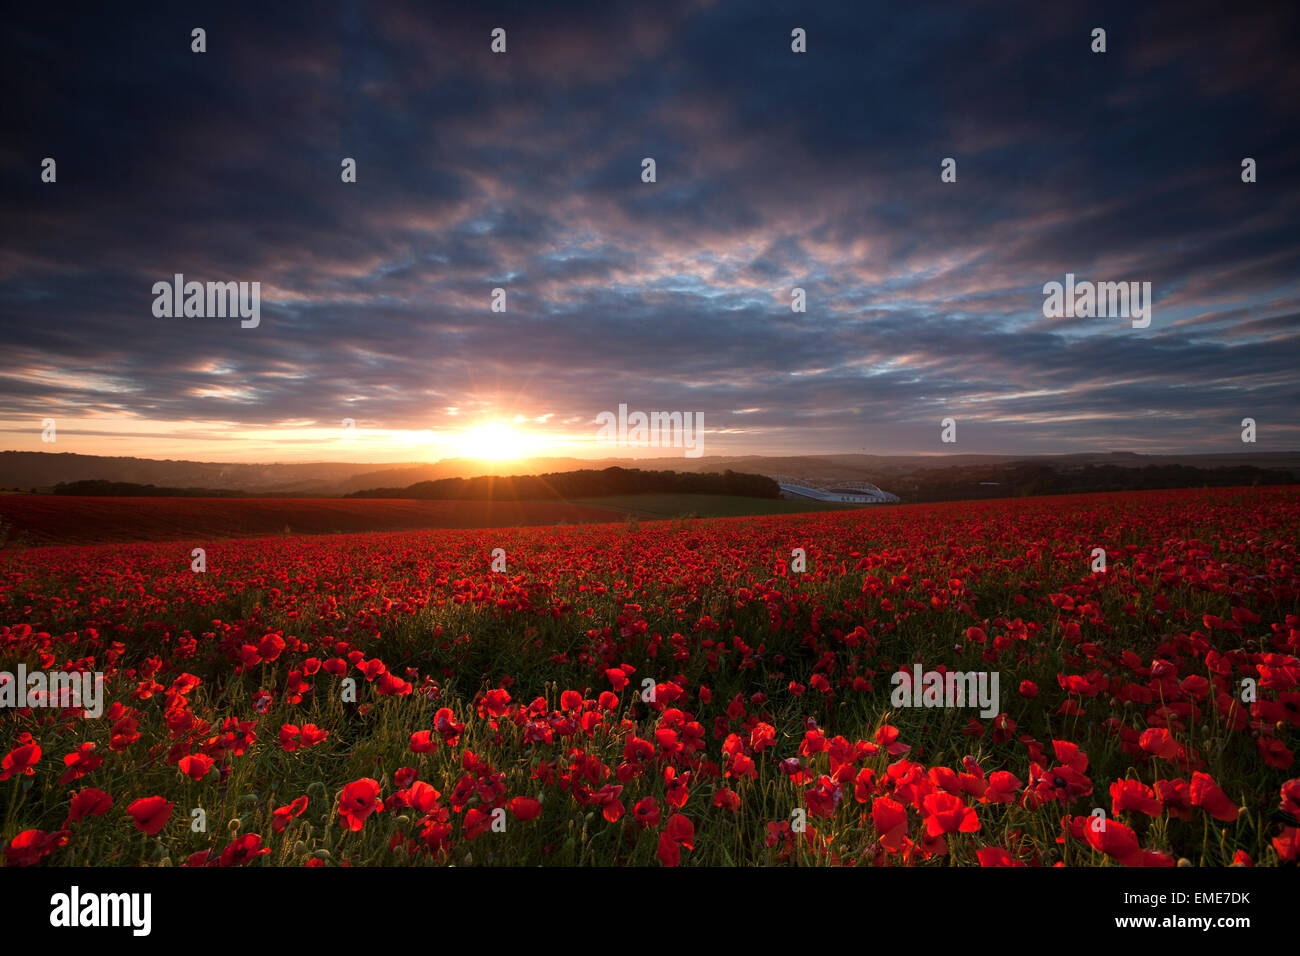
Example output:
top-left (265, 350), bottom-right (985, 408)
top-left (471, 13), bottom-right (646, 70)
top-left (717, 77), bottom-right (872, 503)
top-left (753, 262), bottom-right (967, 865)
top-left (451, 423), bottom-right (530, 461)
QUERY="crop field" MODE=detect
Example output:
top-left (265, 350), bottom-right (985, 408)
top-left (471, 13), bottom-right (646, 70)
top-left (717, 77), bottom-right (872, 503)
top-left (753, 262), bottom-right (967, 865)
top-left (0, 496), bottom-right (626, 546)
top-left (1, 486), bottom-right (1297, 867)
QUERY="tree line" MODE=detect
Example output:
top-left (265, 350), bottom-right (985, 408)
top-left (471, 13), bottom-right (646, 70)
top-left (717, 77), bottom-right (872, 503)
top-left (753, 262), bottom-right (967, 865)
top-left (348, 466), bottom-right (781, 500)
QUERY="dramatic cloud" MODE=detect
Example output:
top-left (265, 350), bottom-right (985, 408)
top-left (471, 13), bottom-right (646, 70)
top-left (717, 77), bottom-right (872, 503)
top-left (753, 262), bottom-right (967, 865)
top-left (1, 0), bottom-right (1297, 461)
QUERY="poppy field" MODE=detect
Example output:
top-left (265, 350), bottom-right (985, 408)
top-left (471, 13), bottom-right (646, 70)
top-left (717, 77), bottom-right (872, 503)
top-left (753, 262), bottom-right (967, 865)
top-left (1, 485), bottom-right (1298, 868)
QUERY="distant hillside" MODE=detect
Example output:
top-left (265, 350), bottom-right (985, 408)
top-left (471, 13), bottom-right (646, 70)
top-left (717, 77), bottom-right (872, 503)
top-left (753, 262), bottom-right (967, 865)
top-left (348, 467), bottom-right (781, 500)
top-left (886, 460), bottom-right (1296, 502)
top-left (0, 452), bottom-right (376, 494)
top-left (52, 480), bottom-right (248, 497)
top-left (3, 449), bottom-right (1298, 496)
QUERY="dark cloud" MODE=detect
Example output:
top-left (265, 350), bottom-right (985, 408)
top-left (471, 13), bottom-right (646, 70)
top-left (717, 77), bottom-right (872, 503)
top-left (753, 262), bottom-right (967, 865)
top-left (0, 0), bottom-right (1297, 459)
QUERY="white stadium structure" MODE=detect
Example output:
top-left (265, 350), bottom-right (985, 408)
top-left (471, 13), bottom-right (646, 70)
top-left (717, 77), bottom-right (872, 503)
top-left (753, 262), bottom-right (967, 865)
top-left (770, 475), bottom-right (900, 504)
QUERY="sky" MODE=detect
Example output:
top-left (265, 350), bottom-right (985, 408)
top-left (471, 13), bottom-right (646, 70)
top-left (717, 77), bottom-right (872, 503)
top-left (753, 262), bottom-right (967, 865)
top-left (1, 0), bottom-right (1298, 464)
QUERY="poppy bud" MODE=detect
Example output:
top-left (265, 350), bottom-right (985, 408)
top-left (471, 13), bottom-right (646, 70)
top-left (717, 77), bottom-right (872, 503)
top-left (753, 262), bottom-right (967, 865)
top-left (1177, 857), bottom-right (1192, 867)
top-left (395, 815), bottom-right (410, 827)
top-left (228, 818), bottom-right (241, 833)
top-left (292, 842), bottom-right (307, 856)
top-left (312, 848), bottom-right (332, 859)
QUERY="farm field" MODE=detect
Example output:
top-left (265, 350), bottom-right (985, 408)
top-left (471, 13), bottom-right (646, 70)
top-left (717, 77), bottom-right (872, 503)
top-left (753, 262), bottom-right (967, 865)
top-left (0, 495), bottom-right (626, 546)
top-left (570, 493), bottom-right (863, 519)
top-left (0, 486), bottom-right (1297, 867)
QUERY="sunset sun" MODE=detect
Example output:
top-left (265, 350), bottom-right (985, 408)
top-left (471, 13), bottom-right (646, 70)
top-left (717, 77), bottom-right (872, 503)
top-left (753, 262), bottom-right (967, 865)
top-left (452, 423), bottom-right (530, 461)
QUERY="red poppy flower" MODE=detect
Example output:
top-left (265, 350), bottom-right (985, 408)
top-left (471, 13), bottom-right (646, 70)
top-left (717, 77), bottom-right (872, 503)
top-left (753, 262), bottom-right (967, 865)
top-left (65, 788), bottom-right (112, 826)
top-left (726, 752), bottom-right (757, 780)
top-left (299, 724), bottom-right (329, 747)
top-left (976, 846), bottom-right (1025, 867)
top-left (876, 725), bottom-right (910, 756)
top-left (921, 792), bottom-right (980, 836)
top-left (272, 795), bottom-right (309, 833)
top-left (410, 730), bottom-right (437, 753)
top-left (127, 795), bottom-right (174, 835)
top-left (463, 807), bottom-right (492, 841)
top-left (1084, 816), bottom-right (1140, 862)
top-left (219, 832), bottom-right (271, 867)
top-left (983, 771), bottom-right (1021, 805)
top-left (749, 723), bottom-right (776, 752)
top-left (5, 829), bottom-right (67, 866)
top-left (178, 753), bottom-right (214, 781)
top-left (1189, 772), bottom-right (1239, 822)
top-left (338, 778), bottom-right (382, 831)
top-left (279, 724), bottom-right (301, 753)
top-left (1139, 728), bottom-right (1179, 762)
top-left (0, 743), bottom-right (41, 780)
top-left (1155, 778), bottom-right (1193, 821)
top-left (634, 796), bottom-right (661, 828)
top-left (1110, 779), bottom-right (1161, 817)
top-left (59, 743), bottom-right (102, 784)
top-left (1272, 826), bottom-right (1298, 862)
top-left (509, 796), bottom-right (542, 821)
top-left (394, 766), bottom-right (419, 789)
top-left (657, 829), bottom-right (681, 867)
top-left (872, 796), bottom-right (909, 852)
top-left (480, 687), bottom-right (512, 718)
top-left (1259, 736), bottom-right (1294, 770)
top-left (666, 813), bottom-right (694, 849)
top-left (1280, 778), bottom-right (1300, 819)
